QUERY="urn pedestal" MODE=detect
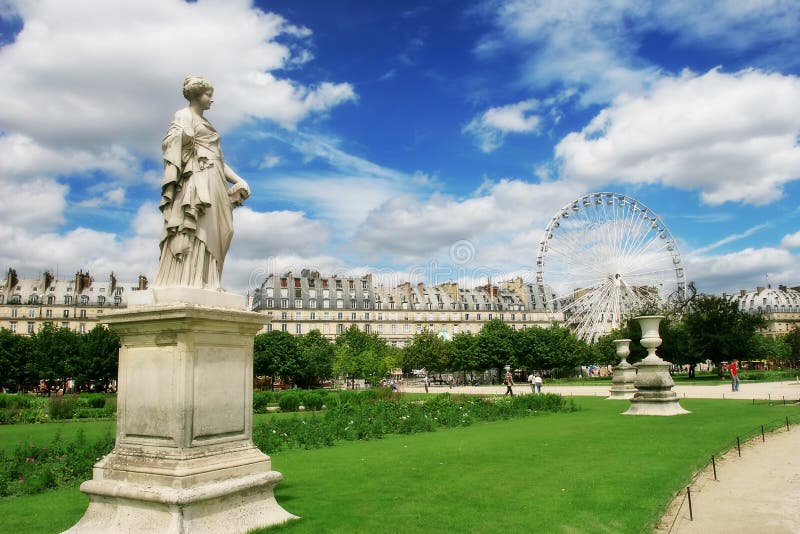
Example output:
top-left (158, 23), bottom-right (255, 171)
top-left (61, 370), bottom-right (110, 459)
top-left (623, 316), bottom-right (689, 416)
top-left (64, 288), bottom-right (296, 533)
top-left (607, 339), bottom-right (637, 400)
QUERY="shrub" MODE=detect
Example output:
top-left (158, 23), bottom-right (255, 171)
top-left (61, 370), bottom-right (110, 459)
top-left (48, 396), bottom-right (78, 420)
top-left (0, 394), bottom-right (36, 410)
top-left (253, 391), bottom-right (276, 413)
top-left (277, 390), bottom-right (303, 412)
top-left (301, 391), bottom-right (325, 411)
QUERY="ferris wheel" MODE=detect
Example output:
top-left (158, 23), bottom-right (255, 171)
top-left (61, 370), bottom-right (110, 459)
top-left (536, 192), bottom-right (686, 343)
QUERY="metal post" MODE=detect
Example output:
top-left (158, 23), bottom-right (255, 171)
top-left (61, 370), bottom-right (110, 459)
top-left (711, 455), bottom-right (717, 481)
top-left (761, 425), bottom-right (765, 442)
top-left (737, 436), bottom-right (741, 457)
top-left (687, 486), bottom-right (693, 521)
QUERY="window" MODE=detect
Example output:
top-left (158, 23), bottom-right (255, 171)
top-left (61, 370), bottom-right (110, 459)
top-left (323, 299), bottom-right (330, 309)
top-left (281, 312), bottom-right (288, 320)
top-left (64, 296), bottom-right (72, 305)
top-left (376, 302), bottom-right (382, 310)
top-left (115, 287), bottom-right (123, 297)
top-left (403, 324), bottom-right (410, 333)
top-left (310, 312), bottom-right (316, 320)
top-left (377, 324), bottom-right (384, 333)
top-left (310, 300), bottom-right (317, 309)
top-left (11, 308), bottom-right (18, 318)
top-left (337, 312), bottom-right (343, 320)
top-left (295, 324), bottom-right (302, 334)
top-left (391, 324), bottom-right (397, 334)
top-left (45, 309), bottom-right (52, 318)
top-left (266, 299), bottom-right (274, 308)
top-left (79, 323), bottom-right (86, 334)
top-left (80, 310), bottom-right (87, 318)
top-left (362, 280), bottom-right (368, 289)
top-left (281, 299), bottom-right (288, 309)
top-left (337, 323), bottom-right (344, 333)
top-left (351, 300), bottom-right (358, 309)
top-left (281, 323), bottom-right (288, 332)
top-left (364, 324), bottom-right (371, 333)
top-left (295, 288), bottom-right (302, 298)
top-left (9, 322), bottom-right (16, 333)
top-left (364, 300), bottom-right (371, 309)
top-left (336, 299), bottom-right (344, 309)
top-left (63, 310), bottom-right (69, 318)
top-left (114, 297), bottom-right (121, 306)
top-left (61, 322), bottom-right (69, 329)
top-left (477, 313), bottom-right (481, 321)
top-left (323, 324), bottom-right (330, 334)
top-left (488, 313), bottom-right (493, 320)
top-left (27, 322), bottom-right (35, 334)
top-left (323, 311), bottom-right (330, 320)
top-left (47, 295), bottom-right (55, 305)
top-left (98, 296), bottom-right (106, 306)
top-left (28, 295), bottom-right (39, 304)
top-left (364, 312), bottom-right (370, 320)
top-left (415, 324), bottom-right (422, 334)
top-left (28, 308), bottom-right (35, 318)
top-left (295, 312), bottom-right (302, 321)
top-left (351, 312), bottom-right (357, 320)
top-left (80, 295), bottom-right (89, 305)
top-left (295, 299), bottom-right (302, 308)
top-left (464, 313), bottom-right (469, 320)
top-left (266, 324), bottom-right (273, 332)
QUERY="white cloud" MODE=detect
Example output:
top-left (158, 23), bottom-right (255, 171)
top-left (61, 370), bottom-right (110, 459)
top-left (0, 0), bottom-right (355, 181)
top-left (258, 155), bottom-right (282, 169)
top-left (463, 99), bottom-right (541, 152)
top-left (0, 176), bottom-right (67, 232)
top-left (685, 247), bottom-right (800, 294)
top-left (691, 224), bottom-right (768, 255)
top-left (478, 0), bottom-right (800, 105)
top-left (781, 230), bottom-right (800, 249)
top-left (230, 207), bottom-right (330, 259)
top-left (555, 69), bottom-right (800, 205)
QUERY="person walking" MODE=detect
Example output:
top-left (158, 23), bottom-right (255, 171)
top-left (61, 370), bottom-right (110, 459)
top-left (504, 371), bottom-right (514, 396)
top-left (534, 373), bottom-right (543, 394)
top-left (730, 359), bottom-right (740, 392)
top-left (423, 375), bottom-right (429, 393)
top-left (527, 372), bottom-right (536, 394)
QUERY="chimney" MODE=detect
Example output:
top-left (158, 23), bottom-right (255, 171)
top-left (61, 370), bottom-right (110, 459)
top-left (43, 271), bottom-right (53, 291)
top-left (109, 272), bottom-right (117, 294)
top-left (138, 274), bottom-right (148, 290)
top-left (740, 289), bottom-right (746, 297)
top-left (6, 268), bottom-right (18, 290)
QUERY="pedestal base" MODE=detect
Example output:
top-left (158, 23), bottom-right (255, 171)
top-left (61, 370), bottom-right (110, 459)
top-left (607, 363), bottom-right (637, 400)
top-left (622, 358), bottom-right (689, 416)
top-left (66, 470), bottom-right (295, 534)
top-left (64, 291), bottom-right (296, 532)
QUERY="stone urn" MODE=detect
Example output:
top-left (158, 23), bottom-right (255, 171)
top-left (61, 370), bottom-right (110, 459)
top-left (608, 339), bottom-right (637, 400)
top-left (638, 315), bottom-right (664, 363)
top-left (623, 315), bottom-right (689, 416)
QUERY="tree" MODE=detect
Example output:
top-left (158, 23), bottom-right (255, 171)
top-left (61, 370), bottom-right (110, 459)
top-left (288, 329), bottom-right (334, 388)
top-left (749, 334), bottom-right (791, 363)
top-left (404, 330), bottom-right (450, 377)
top-left (475, 319), bottom-right (516, 371)
top-left (682, 295), bottom-right (766, 373)
top-left (782, 327), bottom-right (800, 366)
top-left (77, 325), bottom-right (120, 388)
top-left (333, 325), bottom-right (393, 386)
top-left (449, 332), bottom-right (481, 380)
top-left (0, 328), bottom-right (33, 391)
top-left (32, 324), bottom-right (81, 388)
top-left (253, 330), bottom-right (298, 389)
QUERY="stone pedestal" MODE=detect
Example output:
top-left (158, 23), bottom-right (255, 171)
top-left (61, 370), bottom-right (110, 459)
top-left (65, 288), bottom-right (296, 533)
top-left (623, 316), bottom-right (689, 416)
top-left (607, 339), bottom-right (637, 400)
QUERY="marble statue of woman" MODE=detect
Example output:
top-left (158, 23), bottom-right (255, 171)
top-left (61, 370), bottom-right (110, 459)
top-left (154, 76), bottom-right (250, 290)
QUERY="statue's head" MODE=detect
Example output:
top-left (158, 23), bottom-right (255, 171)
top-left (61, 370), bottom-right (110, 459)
top-left (182, 76), bottom-right (214, 102)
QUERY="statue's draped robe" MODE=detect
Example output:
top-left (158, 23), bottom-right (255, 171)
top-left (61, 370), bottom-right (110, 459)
top-left (155, 108), bottom-right (233, 289)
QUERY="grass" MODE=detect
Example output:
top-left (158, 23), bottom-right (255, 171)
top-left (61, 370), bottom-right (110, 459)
top-left (0, 419), bottom-right (115, 453)
top-left (1, 396), bottom-right (796, 533)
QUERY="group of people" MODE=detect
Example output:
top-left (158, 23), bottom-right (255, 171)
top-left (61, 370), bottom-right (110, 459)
top-left (502, 371), bottom-right (543, 396)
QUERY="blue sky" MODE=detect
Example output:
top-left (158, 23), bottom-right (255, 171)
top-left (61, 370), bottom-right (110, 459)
top-left (1, 0), bottom-right (800, 295)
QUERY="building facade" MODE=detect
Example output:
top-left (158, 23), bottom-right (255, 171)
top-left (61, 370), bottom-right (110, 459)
top-left (0, 268), bottom-right (148, 335)
top-left (251, 269), bottom-right (561, 346)
top-left (727, 285), bottom-right (800, 337)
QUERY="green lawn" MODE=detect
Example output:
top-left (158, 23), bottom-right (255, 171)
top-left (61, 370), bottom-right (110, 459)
top-left (1, 397), bottom-right (796, 533)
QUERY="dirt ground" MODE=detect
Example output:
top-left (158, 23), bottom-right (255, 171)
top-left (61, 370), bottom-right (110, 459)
top-left (658, 424), bottom-right (800, 534)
